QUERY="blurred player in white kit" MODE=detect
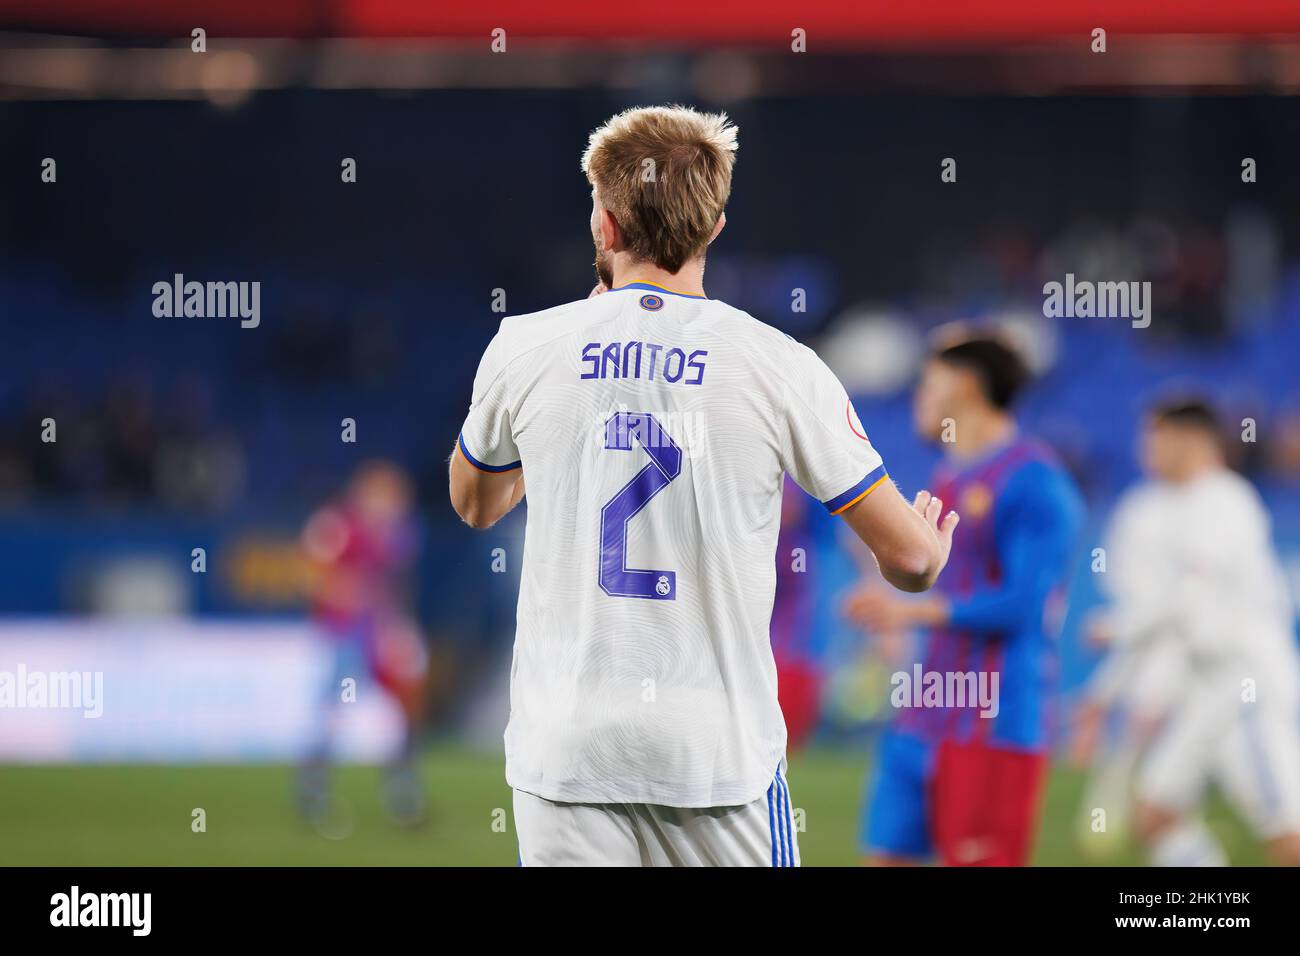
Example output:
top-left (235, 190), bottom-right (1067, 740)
top-left (1070, 628), bottom-right (1191, 858)
top-left (1078, 398), bottom-right (1300, 866)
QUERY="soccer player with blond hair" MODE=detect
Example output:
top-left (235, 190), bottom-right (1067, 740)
top-left (449, 105), bottom-right (959, 866)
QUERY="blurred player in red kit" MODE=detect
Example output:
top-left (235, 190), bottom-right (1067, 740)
top-left (298, 460), bottom-right (429, 827)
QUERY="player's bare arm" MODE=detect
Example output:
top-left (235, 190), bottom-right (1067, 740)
top-left (448, 447), bottom-right (525, 529)
top-left (839, 484), bottom-right (958, 593)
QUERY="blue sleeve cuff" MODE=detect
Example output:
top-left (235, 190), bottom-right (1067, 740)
top-left (824, 465), bottom-right (888, 515)
top-left (457, 433), bottom-right (521, 473)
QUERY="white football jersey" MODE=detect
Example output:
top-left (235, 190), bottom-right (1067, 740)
top-left (1103, 469), bottom-right (1300, 708)
top-left (459, 282), bottom-right (887, 807)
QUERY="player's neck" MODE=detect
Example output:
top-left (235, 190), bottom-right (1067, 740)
top-left (611, 257), bottom-right (706, 298)
top-left (1169, 456), bottom-right (1225, 485)
top-left (946, 412), bottom-right (1016, 462)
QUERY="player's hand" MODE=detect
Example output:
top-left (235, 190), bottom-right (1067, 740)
top-left (839, 572), bottom-right (910, 658)
top-left (912, 489), bottom-right (959, 574)
top-left (844, 587), bottom-right (948, 635)
top-left (844, 588), bottom-right (910, 634)
top-left (588, 281), bottom-right (608, 298)
top-left (837, 480), bottom-right (958, 593)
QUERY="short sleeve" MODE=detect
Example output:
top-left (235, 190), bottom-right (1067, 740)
top-left (458, 329), bottom-right (521, 473)
top-left (781, 342), bottom-right (887, 513)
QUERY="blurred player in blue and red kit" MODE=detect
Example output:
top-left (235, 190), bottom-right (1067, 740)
top-left (845, 333), bottom-right (1084, 865)
top-left (299, 460), bottom-right (429, 827)
top-left (771, 477), bottom-right (822, 749)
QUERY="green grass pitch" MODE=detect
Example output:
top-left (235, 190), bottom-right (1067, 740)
top-left (0, 744), bottom-right (1268, 866)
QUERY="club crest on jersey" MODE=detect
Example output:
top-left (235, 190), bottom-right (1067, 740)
top-left (846, 400), bottom-right (870, 442)
top-left (655, 575), bottom-right (672, 596)
top-left (639, 294), bottom-right (664, 312)
top-left (961, 483), bottom-right (994, 520)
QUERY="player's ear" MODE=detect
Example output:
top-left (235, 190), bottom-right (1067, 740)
top-left (958, 366), bottom-right (987, 408)
top-left (708, 212), bottom-right (726, 244)
top-left (598, 207), bottom-right (621, 252)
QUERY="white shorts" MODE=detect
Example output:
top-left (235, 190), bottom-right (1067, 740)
top-left (1138, 698), bottom-right (1300, 839)
top-left (514, 764), bottom-right (800, 867)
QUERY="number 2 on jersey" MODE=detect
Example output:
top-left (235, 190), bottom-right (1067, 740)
top-left (599, 411), bottom-right (681, 600)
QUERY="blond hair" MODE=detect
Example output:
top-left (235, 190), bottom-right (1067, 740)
top-left (581, 105), bottom-right (738, 273)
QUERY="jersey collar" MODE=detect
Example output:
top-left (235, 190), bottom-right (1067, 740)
top-left (939, 430), bottom-right (1021, 481)
top-left (612, 281), bottom-right (708, 300)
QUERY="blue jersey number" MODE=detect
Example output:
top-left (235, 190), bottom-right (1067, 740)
top-left (599, 411), bottom-right (681, 600)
